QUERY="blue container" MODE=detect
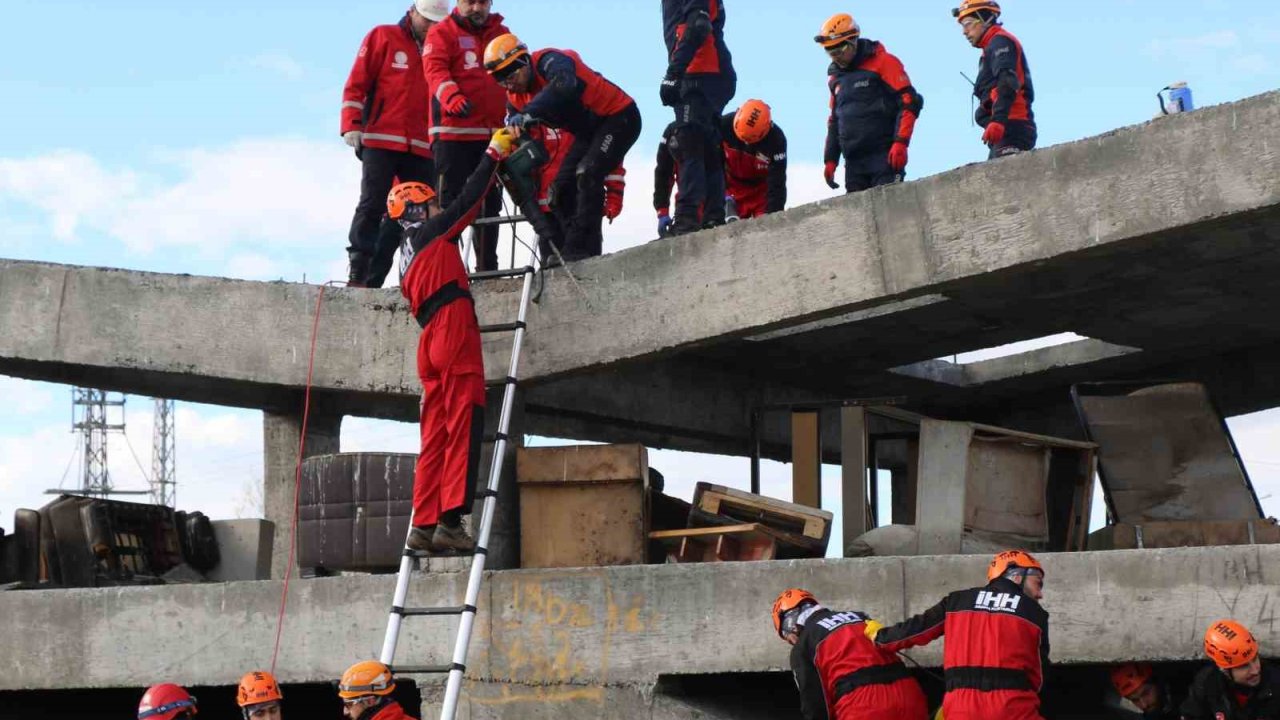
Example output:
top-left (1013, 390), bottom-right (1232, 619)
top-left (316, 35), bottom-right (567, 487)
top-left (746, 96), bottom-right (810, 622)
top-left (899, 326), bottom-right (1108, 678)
top-left (1161, 82), bottom-right (1195, 114)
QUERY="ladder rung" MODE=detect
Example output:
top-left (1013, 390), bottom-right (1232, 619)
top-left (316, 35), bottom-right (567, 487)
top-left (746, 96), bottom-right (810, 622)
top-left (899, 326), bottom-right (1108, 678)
top-left (468, 266), bottom-right (535, 281)
top-left (472, 215), bottom-right (527, 227)
top-left (478, 321), bottom-right (526, 334)
top-left (394, 605), bottom-right (475, 617)
top-left (393, 664), bottom-right (459, 675)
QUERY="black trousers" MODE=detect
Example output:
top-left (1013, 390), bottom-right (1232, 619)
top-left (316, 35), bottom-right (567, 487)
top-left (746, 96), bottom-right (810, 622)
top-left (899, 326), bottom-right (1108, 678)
top-left (347, 147), bottom-right (434, 260)
top-left (550, 103), bottom-right (642, 260)
top-left (670, 76), bottom-right (734, 227)
top-left (435, 140), bottom-right (504, 271)
top-left (987, 120), bottom-right (1037, 159)
top-left (844, 150), bottom-right (902, 193)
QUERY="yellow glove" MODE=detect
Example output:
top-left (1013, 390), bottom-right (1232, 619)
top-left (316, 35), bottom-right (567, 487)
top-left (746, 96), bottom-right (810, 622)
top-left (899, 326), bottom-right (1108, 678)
top-left (488, 127), bottom-right (519, 160)
top-left (863, 619), bottom-right (884, 643)
top-left (933, 707), bottom-right (945, 720)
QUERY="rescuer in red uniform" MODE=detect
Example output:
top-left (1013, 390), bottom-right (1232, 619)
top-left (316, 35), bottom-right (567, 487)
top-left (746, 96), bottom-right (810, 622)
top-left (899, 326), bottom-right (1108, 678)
top-left (773, 588), bottom-right (929, 720)
top-left (867, 550), bottom-right (1051, 720)
top-left (340, 0), bottom-right (445, 287)
top-left (388, 128), bottom-right (517, 554)
top-left (484, 33), bottom-right (641, 261)
top-left (422, 0), bottom-right (510, 271)
top-left (525, 126), bottom-right (626, 261)
top-left (337, 661), bottom-right (414, 720)
top-left (952, 0), bottom-right (1036, 158)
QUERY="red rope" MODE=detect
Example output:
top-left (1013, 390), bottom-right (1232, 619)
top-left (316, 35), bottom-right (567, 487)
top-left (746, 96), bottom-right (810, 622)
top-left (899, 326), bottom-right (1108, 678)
top-left (269, 281), bottom-right (340, 674)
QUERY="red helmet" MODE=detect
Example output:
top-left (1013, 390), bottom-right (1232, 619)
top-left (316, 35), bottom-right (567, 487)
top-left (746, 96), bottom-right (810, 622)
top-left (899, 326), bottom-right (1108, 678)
top-left (1110, 663), bottom-right (1153, 698)
top-left (138, 684), bottom-right (197, 720)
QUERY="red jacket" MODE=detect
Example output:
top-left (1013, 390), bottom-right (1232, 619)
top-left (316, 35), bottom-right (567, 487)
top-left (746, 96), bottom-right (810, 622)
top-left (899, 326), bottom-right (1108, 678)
top-left (423, 10), bottom-right (510, 143)
top-left (341, 15), bottom-right (432, 158)
top-left (507, 49), bottom-right (634, 136)
top-left (363, 700), bottom-right (415, 720)
top-left (529, 127), bottom-right (625, 209)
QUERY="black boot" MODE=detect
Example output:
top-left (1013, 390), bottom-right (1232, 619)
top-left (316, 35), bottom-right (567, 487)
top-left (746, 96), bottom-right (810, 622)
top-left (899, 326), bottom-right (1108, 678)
top-left (347, 250), bottom-right (371, 288)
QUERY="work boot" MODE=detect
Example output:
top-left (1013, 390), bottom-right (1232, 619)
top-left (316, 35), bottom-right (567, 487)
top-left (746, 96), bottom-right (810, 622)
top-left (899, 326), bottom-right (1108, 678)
top-left (406, 525), bottom-right (435, 552)
top-left (347, 250), bottom-right (371, 288)
top-left (431, 521), bottom-right (477, 555)
top-left (668, 215), bottom-right (701, 237)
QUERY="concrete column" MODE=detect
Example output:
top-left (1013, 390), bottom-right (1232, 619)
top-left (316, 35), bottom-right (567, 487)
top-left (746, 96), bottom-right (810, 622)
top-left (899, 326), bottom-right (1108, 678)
top-left (840, 406), bottom-right (868, 556)
top-left (263, 409), bottom-right (341, 579)
top-left (915, 420), bottom-right (973, 555)
top-left (477, 388), bottom-right (523, 570)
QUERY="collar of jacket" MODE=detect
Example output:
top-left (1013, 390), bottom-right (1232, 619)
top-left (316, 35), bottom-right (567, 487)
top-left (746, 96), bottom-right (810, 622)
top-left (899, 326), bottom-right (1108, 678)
top-left (986, 576), bottom-right (1030, 596)
top-left (449, 9), bottom-right (505, 34)
top-left (355, 697), bottom-right (392, 720)
top-left (977, 23), bottom-right (1004, 50)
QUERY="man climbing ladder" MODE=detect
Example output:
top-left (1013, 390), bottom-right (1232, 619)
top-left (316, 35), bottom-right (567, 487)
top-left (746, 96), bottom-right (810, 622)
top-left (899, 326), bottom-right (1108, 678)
top-left (388, 127), bottom-right (520, 555)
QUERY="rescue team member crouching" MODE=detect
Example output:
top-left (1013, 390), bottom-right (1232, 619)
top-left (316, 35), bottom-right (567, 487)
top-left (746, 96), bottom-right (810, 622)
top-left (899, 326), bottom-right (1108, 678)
top-left (660, 0), bottom-right (736, 235)
top-left (720, 100), bottom-right (786, 219)
top-left (237, 670), bottom-right (284, 720)
top-left (653, 100), bottom-right (785, 234)
top-left (773, 588), bottom-right (929, 720)
top-left (338, 661), bottom-right (416, 720)
top-left (1108, 663), bottom-right (1179, 719)
top-left (816, 13), bottom-right (923, 193)
top-left (422, 0), bottom-right (510, 272)
top-left (485, 34), bottom-right (641, 262)
top-left (341, 0), bottom-right (445, 287)
top-left (1180, 619), bottom-right (1280, 719)
top-left (137, 684), bottom-right (198, 720)
top-left (952, 0), bottom-right (1036, 158)
top-left (867, 550), bottom-right (1050, 720)
top-left (389, 128), bottom-right (519, 554)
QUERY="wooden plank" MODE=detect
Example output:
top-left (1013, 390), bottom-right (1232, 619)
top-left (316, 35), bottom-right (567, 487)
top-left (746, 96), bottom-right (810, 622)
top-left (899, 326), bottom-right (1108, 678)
top-left (968, 423), bottom-right (1099, 451)
top-left (692, 483), bottom-right (832, 545)
top-left (841, 406), bottom-right (869, 556)
top-left (516, 444), bottom-right (647, 485)
top-left (916, 419), bottom-right (973, 555)
top-left (649, 524), bottom-right (781, 563)
top-left (649, 523), bottom-right (763, 540)
top-left (792, 410), bottom-right (821, 509)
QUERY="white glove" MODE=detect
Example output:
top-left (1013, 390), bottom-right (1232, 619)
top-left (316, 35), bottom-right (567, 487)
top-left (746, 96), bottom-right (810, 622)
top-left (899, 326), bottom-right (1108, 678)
top-left (343, 131), bottom-right (363, 149)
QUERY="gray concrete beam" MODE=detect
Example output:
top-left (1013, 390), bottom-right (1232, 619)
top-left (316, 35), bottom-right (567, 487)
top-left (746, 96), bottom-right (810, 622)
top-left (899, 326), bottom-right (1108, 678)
top-left (0, 546), bottom-right (1274, 692)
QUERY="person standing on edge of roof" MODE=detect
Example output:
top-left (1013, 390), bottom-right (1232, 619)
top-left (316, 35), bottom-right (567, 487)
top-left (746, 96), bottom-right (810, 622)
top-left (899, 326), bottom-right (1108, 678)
top-left (952, 0), bottom-right (1036, 159)
top-left (340, 1), bottom-right (446, 287)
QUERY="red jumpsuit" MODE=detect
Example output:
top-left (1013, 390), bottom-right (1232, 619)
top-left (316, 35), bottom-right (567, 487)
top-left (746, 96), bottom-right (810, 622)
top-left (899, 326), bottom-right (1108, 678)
top-left (398, 150), bottom-right (502, 527)
top-left (367, 700), bottom-right (414, 720)
top-left (871, 578), bottom-right (1050, 720)
top-left (792, 607), bottom-right (929, 720)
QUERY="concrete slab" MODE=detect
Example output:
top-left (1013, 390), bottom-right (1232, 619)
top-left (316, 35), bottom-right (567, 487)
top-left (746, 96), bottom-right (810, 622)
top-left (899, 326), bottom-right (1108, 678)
top-left (1, 546), bottom-right (1275, 692)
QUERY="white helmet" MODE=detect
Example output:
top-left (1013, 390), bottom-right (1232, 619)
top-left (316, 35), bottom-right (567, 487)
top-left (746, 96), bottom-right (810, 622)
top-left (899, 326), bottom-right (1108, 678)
top-left (413, 0), bottom-right (449, 22)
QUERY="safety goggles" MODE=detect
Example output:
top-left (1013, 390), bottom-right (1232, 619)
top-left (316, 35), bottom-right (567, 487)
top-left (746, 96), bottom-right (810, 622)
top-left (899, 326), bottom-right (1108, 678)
top-left (138, 698), bottom-right (197, 719)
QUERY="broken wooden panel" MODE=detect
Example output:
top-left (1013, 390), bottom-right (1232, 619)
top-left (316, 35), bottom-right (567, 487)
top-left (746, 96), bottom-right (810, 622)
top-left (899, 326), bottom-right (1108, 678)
top-left (791, 410), bottom-right (821, 509)
top-left (964, 437), bottom-right (1051, 542)
top-left (691, 482), bottom-right (832, 556)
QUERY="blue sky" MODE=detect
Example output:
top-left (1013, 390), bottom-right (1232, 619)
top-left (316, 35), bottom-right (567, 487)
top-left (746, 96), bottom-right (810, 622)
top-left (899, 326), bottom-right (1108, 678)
top-left (1, 1), bottom-right (1279, 550)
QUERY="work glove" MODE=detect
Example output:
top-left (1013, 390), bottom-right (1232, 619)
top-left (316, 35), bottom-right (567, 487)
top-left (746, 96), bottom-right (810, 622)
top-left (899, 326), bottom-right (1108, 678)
top-left (888, 142), bottom-right (909, 172)
top-left (933, 708), bottom-right (945, 720)
top-left (659, 72), bottom-right (683, 107)
top-left (440, 86), bottom-right (472, 117)
top-left (657, 210), bottom-right (672, 237)
top-left (505, 113), bottom-right (537, 133)
top-left (982, 121), bottom-right (1006, 146)
top-left (823, 161), bottom-right (839, 190)
top-left (862, 619), bottom-right (884, 643)
top-left (343, 130), bottom-right (363, 149)
top-left (486, 127), bottom-right (519, 161)
top-left (604, 185), bottom-right (624, 223)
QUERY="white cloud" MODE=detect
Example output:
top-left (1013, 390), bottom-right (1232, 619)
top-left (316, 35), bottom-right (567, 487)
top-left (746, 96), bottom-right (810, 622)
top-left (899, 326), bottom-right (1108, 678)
top-left (244, 51), bottom-right (305, 81)
top-left (225, 252), bottom-right (281, 281)
top-left (0, 377), bottom-right (58, 415)
top-left (1147, 29), bottom-right (1240, 59)
top-left (0, 139), bottom-right (359, 256)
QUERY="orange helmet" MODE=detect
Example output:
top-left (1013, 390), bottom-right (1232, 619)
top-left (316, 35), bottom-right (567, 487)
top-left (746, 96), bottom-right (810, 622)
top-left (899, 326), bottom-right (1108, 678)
top-left (952, 0), bottom-right (1001, 22)
top-left (1109, 663), bottom-right (1153, 698)
top-left (1204, 619), bottom-right (1259, 669)
top-left (386, 181), bottom-right (436, 221)
top-left (815, 13), bottom-right (860, 49)
top-left (484, 33), bottom-right (529, 75)
top-left (987, 550), bottom-right (1044, 582)
top-left (138, 684), bottom-right (197, 720)
top-left (733, 100), bottom-right (773, 145)
top-left (771, 588), bottom-right (817, 638)
top-left (237, 670), bottom-right (283, 708)
top-left (337, 660), bottom-right (396, 700)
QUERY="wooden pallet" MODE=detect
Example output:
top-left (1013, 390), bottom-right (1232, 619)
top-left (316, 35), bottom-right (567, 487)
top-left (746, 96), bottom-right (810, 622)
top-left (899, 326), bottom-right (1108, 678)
top-left (648, 524), bottom-right (787, 563)
top-left (692, 482), bottom-right (832, 554)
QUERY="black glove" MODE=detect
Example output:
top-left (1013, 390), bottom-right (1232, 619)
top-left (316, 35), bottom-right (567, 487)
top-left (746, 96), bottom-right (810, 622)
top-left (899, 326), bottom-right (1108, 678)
top-left (659, 73), bottom-right (683, 107)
